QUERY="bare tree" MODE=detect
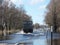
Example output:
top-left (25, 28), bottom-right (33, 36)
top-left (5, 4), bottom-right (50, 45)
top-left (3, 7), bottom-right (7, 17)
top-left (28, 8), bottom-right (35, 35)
top-left (45, 0), bottom-right (60, 32)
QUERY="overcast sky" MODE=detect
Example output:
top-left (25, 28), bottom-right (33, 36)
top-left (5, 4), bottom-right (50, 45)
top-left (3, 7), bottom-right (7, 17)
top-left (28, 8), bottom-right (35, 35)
top-left (11, 0), bottom-right (50, 25)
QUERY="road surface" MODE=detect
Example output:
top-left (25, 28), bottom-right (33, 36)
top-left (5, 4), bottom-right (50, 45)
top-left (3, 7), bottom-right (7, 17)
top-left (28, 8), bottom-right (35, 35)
top-left (0, 29), bottom-right (60, 45)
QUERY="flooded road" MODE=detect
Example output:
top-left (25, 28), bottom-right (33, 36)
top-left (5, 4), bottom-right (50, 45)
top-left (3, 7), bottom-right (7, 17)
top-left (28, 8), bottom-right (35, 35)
top-left (0, 31), bottom-right (60, 45)
top-left (18, 38), bottom-right (51, 45)
top-left (0, 30), bottom-right (50, 45)
top-left (33, 39), bottom-right (47, 45)
top-left (17, 32), bottom-right (60, 45)
top-left (17, 30), bottom-right (50, 45)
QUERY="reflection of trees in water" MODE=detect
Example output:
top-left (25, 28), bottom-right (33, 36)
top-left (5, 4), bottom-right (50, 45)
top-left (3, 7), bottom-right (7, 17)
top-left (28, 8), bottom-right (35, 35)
top-left (18, 42), bottom-right (33, 45)
top-left (52, 39), bottom-right (60, 45)
top-left (47, 39), bottom-right (51, 45)
top-left (47, 39), bottom-right (60, 45)
top-left (0, 25), bottom-right (4, 36)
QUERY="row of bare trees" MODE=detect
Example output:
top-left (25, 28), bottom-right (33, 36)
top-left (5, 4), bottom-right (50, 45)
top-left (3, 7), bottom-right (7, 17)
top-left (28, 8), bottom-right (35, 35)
top-left (45, 0), bottom-right (60, 32)
top-left (0, 1), bottom-right (31, 31)
top-left (33, 23), bottom-right (40, 29)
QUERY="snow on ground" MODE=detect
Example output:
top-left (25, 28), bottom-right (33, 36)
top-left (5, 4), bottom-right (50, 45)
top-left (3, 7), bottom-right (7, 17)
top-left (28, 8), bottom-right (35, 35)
top-left (16, 30), bottom-right (25, 34)
top-left (16, 30), bottom-right (33, 35)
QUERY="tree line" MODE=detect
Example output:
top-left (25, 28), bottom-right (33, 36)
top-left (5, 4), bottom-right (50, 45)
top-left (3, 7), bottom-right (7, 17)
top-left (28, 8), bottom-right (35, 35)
top-left (45, 0), bottom-right (60, 32)
top-left (0, 1), bottom-right (31, 31)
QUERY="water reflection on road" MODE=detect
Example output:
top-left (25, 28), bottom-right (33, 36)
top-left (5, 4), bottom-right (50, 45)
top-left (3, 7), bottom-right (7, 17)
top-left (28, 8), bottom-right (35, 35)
top-left (33, 39), bottom-right (47, 45)
top-left (17, 30), bottom-right (51, 45)
top-left (18, 38), bottom-right (51, 45)
top-left (17, 33), bottom-right (60, 45)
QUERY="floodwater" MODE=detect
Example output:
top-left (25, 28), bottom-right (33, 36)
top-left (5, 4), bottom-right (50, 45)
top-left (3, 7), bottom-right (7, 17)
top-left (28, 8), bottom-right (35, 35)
top-left (0, 31), bottom-right (60, 45)
top-left (52, 39), bottom-right (60, 45)
top-left (17, 32), bottom-right (60, 45)
top-left (17, 30), bottom-right (51, 45)
top-left (0, 30), bottom-right (51, 45)
top-left (18, 38), bottom-right (51, 45)
top-left (33, 39), bottom-right (47, 45)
